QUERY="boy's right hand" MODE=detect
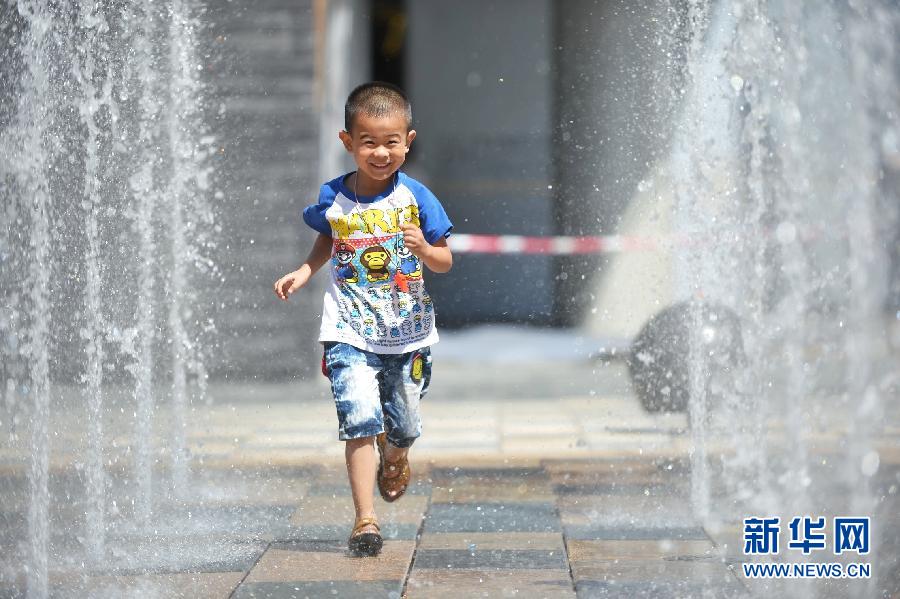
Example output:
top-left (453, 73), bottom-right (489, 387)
top-left (274, 268), bottom-right (310, 301)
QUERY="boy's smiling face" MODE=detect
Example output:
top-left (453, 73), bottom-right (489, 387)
top-left (340, 112), bottom-right (416, 194)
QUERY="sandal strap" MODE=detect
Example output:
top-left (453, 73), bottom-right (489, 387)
top-left (353, 517), bottom-right (380, 534)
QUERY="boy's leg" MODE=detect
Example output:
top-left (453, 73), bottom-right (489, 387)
top-left (324, 342), bottom-right (386, 534)
top-left (345, 436), bottom-right (378, 531)
top-left (379, 348), bottom-right (432, 495)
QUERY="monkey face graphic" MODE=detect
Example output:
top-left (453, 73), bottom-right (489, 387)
top-left (361, 247), bottom-right (388, 269)
top-left (360, 245), bottom-right (391, 282)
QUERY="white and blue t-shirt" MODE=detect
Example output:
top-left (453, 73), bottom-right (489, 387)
top-left (303, 171), bottom-right (453, 354)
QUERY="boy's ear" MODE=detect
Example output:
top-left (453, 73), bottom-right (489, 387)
top-left (339, 130), bottom-right (353, 152)
top-left (405, 129), bottom-right (416, 151)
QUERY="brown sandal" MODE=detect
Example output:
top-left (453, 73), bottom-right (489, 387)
top-left (348, 516), bottom-right (382, 556)
top-left (377, 433), bottom-right (410, 503)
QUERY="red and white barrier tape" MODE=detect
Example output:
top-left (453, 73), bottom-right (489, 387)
top-left (448, 223), bottom-right (825, 255)
top-left (448, 233), bottom-right (671, 255)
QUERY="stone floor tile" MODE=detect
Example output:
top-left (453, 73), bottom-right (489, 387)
top-left (567, 539), bottom-right (717, 562)
top-left (425, 502), bottom-right (560, 534)
top-left (242, 540), bottom-right (415, 583)
top-left (277, 523), bottom-right (420, 543)
top-left (500, 437), bottom-right (588, 455)
top-left (429, 466), bottom-right (547, 482)
top-left (570, 559), bottom-right (741, 588)
top-left (556, 494), bottom-right (696, 528)
top-left (703, 526), bottom-right (745, 559)
top-left (79, 538), bottom-right (270, 577)
top-left (232, 579), bottom-right (402, 598)
top-left (563, 524), bottom-right (710, 541)
top-left (418, 440), bottom-right (503, 451)
top-left (108, 505), bottom-right (297, 540)
top-left (430, 481), bottom-right (555, 504)
top-left (418, 532), bottom-right (565, 551)
top-left (413, 549), bottom-right (568, 570)
top-left (55, 572), bottom-right (246, 599)
top-left (306, 477), bottom-right (432, 498)
top-left (501, 423), bottom-right (581, 436)
top-left (185, 475), bottom-right (310, 507)
top-left (574, 578), bottom-right (746, 598)
top-left (290, 495), bottom-right (428, 527)
top-left (405, 569), bottom-right (575, 599)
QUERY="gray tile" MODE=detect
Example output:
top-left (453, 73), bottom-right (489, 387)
top-left (85, 539), bottom-right (270, 576)
top-left (269, 539), bottom-right (346, 553)
top-left (0, 585), bottom-right (23, 599)
top-left (307, 480), bottom-right (431, 497)
top-left (232, 580), bottom-right (402, 598)
top-left (413, 549), bottom-right (568, 570)
top-left (426, 503), bottom-right (560, 533)
top-left (553, 483), bottom-right (688, 496)
top-left (563, 526), bottom-right (709, 541)
top-left (575, 580), bottom-right (746, 598)
top-left (109, 505), bottom-right (298, 539)
top-left (430, 467), bottom-right (546, 480)
top-left (274, 523), bottom-right (420, 542)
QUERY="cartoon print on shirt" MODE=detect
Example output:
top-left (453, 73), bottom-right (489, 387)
top-left (360, 245), bottom-right (391, 283)
top-left (330, 204), bottom-right (421, 238)
top-left (395, 237), bottom-right (422, 280)
top-left (333, 241), bottom-right (358, 283)
top-left (307, 172), bottom-right (452, 350)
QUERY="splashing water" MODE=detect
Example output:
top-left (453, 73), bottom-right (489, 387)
top-left (0, 0), bottom-right (217, 594)
top-left (670, 0), bottom-right (899, 595)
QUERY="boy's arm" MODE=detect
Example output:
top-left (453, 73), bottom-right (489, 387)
top-left (274, 232), bottom-right (333, 300)
top-left (400, 223), bottom-right (453, 273)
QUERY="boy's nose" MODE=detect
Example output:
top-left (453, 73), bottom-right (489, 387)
top-left (373, 146), bottom-right (390, 158)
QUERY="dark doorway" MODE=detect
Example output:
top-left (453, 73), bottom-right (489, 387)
top-left (371, 0), bottom-right (406, 88)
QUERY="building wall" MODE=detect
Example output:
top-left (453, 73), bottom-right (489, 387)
top-left (553, 0), bottom-right (683, 326)
top-left (406, 0), bottom-right (556, 325)
top-left (207, 0), bottom-right (323, 379)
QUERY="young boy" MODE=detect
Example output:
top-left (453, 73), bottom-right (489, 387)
top-left (273, 82), bottom-right (453, 556)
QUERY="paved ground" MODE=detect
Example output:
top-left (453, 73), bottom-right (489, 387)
top-left (1, 325), bottom-right (898, 598)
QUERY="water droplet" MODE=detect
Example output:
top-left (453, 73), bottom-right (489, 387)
top-left (860, 451), bottom-right (879, 476)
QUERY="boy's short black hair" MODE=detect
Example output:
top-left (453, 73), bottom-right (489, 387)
top-left (344, 81), bottom-right (412, 133)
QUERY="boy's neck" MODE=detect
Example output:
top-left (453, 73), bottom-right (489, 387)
top-left (352, 171), bottom-right (396, 197)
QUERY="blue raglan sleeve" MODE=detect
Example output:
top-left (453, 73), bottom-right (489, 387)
top-left (302, 183), bottom-right (335, 236)
top-left (408, 178), bottom-right (453, 245)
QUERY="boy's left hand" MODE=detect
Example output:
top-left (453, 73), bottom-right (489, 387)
top-left (400, 223), bottom-right (432, 260)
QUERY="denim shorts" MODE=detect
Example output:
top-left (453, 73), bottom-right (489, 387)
top-left (322, 341), bottom-right (432, 447)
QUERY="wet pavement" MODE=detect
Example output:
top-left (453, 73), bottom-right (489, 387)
top-left (0, 325), bottom-right (898, 598)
